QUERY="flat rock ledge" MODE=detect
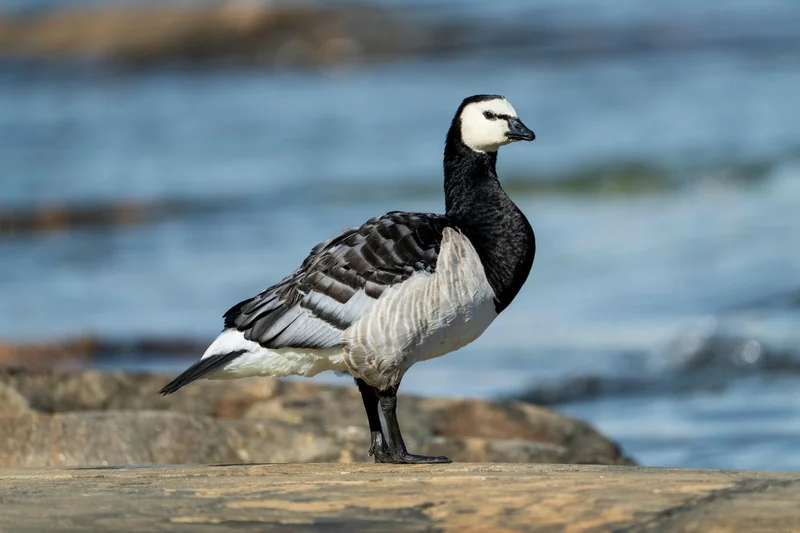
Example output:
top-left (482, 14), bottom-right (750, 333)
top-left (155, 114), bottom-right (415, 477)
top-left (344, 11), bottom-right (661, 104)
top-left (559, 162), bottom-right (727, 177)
top-left (1, 463), bottom-right (799, 532)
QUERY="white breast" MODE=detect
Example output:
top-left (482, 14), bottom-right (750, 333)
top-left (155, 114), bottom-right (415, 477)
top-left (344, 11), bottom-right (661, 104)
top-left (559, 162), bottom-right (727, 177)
top-left (342, 227), bottom-right (498, 390)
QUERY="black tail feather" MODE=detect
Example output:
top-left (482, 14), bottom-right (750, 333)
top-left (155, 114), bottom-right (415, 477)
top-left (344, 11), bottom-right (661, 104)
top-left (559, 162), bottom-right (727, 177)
top-left (158, 349), bottom-right (247, 395)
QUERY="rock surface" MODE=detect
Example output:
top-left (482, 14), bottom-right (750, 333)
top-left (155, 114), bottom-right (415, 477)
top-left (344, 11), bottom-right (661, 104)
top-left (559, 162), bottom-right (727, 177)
top-left (0, 199), bottom-right (217, 237)
top-left (1, 463), bottom-right (798, 532)
top-left (0, 2), bottom-right (434, 68)
top-left (1, 2), bottom-right (787, 70)
top-left (0, 367), bottom-right (631, 467)
top-left (0, 335), bottom-right (207, 368)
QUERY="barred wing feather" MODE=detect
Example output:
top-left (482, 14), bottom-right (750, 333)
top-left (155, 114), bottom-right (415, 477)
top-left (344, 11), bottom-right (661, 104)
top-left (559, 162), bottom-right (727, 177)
top-left (224, 212), bottom-right (449, 349)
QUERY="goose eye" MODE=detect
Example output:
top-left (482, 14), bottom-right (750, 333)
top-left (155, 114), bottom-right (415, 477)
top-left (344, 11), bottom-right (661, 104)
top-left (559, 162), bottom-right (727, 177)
top-left (483, 111), bottom-right (495, 120)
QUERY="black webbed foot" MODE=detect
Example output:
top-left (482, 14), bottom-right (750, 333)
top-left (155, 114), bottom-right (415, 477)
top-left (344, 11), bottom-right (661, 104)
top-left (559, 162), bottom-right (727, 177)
top-left (373, 448), bottom-right (451, 464)
top-left (375, 385), bottom-right (452, 464)
top-left (357, 378), bottom-right (454, 465)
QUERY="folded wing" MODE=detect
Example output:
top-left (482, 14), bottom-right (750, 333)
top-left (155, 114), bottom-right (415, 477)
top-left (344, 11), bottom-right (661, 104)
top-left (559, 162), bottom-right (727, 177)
top-left (225, 212), bottom-right (449, 350)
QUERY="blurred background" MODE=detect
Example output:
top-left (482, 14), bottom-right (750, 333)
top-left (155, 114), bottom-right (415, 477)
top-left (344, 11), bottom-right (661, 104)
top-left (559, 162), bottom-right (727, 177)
top-left (1, 0), bottom-right (799, 471)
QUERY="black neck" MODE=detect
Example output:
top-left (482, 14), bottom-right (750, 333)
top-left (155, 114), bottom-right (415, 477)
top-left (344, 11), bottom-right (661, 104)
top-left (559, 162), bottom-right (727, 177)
top-left (444, 141), bottom-right (498, 215)
top-left (443, 125), bottom-right (536, 313)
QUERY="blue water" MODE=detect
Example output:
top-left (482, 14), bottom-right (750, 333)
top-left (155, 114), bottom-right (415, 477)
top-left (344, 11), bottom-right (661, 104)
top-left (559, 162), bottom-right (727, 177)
top-left (1, 0), bottom-right (799, 471)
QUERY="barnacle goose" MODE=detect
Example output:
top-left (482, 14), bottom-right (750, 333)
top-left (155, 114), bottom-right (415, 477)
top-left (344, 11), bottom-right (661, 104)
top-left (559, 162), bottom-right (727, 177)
top-left (160, 95), bottom-right (536, 464)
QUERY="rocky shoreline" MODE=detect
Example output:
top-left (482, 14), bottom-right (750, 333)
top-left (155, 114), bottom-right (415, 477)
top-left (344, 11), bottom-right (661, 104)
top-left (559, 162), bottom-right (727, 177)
top-left (0, 2), bottom-right (444, 68)
top-left (0, 367), bottom-right (632, 467)
top-left (2, 1), bottom-right (787, 70)
top-left (0, 335), bottom-right (208, 368)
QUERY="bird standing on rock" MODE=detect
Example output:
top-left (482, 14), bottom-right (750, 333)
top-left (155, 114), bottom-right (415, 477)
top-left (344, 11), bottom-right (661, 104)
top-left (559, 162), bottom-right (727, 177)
top-left (160, 95), bottom-right (536, 464)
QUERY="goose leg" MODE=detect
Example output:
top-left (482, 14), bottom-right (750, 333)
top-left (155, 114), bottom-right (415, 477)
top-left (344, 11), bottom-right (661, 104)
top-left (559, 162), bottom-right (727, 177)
top-left (355, 378), bottom-right (387, 458)
top-left (374, 384), bottom-right (451, 464)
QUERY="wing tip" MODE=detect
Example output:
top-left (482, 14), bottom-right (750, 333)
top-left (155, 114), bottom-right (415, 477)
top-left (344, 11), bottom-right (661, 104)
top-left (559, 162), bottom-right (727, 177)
top-left (157, 365), bottom-right (202, 396)
top-left (157, 379), bottom-right (184, 396)
top-left (157, 349), bottom-right (247, 396)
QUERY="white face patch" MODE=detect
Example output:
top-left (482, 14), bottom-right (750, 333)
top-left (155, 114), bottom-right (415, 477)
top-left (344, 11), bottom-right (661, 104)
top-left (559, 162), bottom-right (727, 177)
top-left (459, 98), bottom-right (520, 153)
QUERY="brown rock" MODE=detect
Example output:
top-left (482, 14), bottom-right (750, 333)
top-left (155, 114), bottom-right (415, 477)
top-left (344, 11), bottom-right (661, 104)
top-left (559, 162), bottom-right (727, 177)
top-left (0, 367), bottom-right (277, 416)
top-left (1, 411), bottom-right (232, 467)
top-left (1, 463), bottom-right (799, 532)
top-left (423, 399), bottom-right (626, 463)
top-left (0, 337), bottom-right (97, 368)
top-left (0, 198), bottom-right (232, 237)
top-left (424, 436), bottom-right (574, 464)
top-left (0, 410), bottom-right (368, 467)
top-left (0, 335), bottom-right (211, 372)
top-left (0, 368), bottom-right (632, 467)
top-left (0, 383), bottom-right (29, 418)
top-left (0, 2), bottom-right (428, 68)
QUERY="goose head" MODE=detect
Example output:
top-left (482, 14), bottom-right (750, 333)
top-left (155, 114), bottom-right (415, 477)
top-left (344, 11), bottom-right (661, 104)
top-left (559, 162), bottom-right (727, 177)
top-left (455, 95), bottom-right (534, 153)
